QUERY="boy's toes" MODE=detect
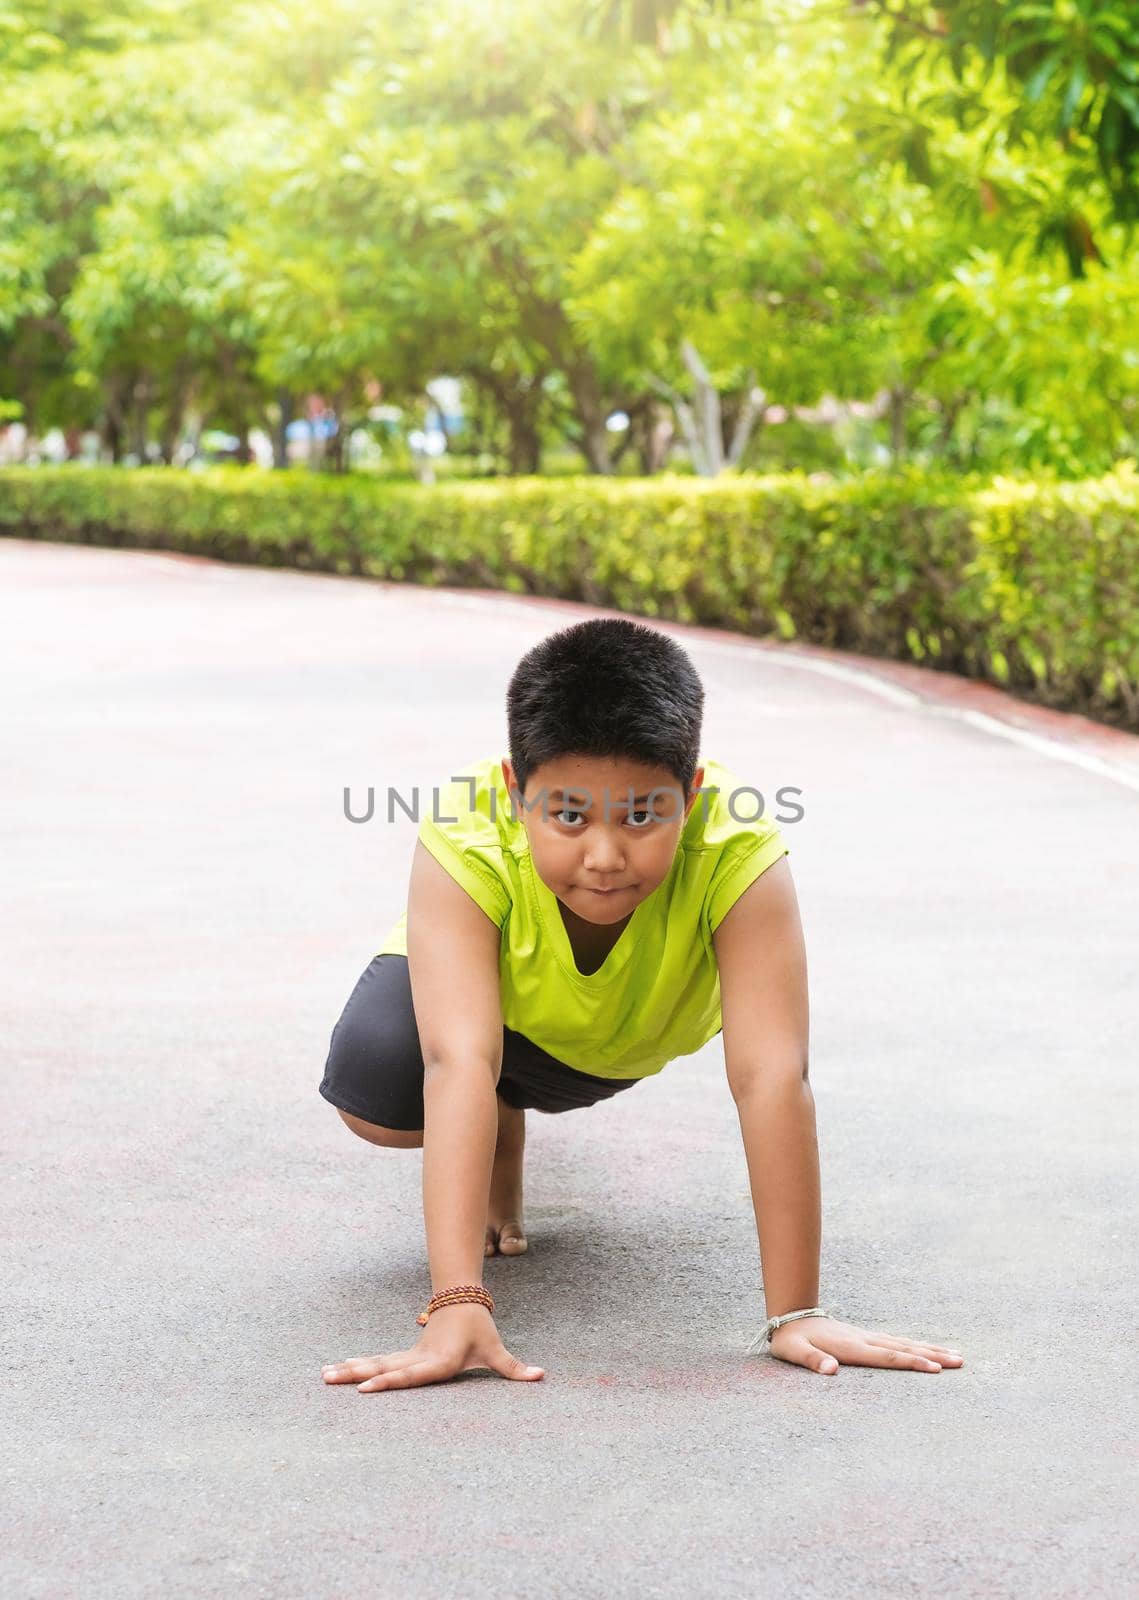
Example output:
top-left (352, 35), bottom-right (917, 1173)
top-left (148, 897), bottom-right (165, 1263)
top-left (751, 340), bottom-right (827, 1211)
top-left (484, 1220), bottom-right (528, 1255)
top-left (496, 1221), bottom-right (528, 1255)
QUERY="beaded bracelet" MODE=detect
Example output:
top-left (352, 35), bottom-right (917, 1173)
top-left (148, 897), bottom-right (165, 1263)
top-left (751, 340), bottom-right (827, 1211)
top-left (416, 1283), bottom-right (495, 1326)
top-left (746, 1304), bottom-right (838, 1356)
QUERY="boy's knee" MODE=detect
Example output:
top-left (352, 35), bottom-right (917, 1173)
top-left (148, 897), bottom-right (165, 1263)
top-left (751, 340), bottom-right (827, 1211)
top-left (335, 1106), bottom-right (423, 1148)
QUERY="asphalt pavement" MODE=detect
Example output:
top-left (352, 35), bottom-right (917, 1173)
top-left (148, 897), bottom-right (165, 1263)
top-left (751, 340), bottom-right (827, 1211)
top-left (3, 536), bottom-right (1137, 1599)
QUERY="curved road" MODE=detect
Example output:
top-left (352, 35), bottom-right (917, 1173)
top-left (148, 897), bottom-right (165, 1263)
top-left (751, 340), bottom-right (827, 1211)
top-left (3, 537), bottom-right (1137, 1599)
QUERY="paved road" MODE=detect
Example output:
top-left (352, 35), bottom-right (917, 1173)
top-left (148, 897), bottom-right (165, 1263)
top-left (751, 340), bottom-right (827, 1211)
top-left (3, 537), bottom-right (1137, 1599)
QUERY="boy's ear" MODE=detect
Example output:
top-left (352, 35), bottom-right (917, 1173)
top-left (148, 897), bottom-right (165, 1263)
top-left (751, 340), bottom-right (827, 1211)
top-left (684, 765), bottom-right (706, 819)
top-left (501, 757), bottom-right (517, 798)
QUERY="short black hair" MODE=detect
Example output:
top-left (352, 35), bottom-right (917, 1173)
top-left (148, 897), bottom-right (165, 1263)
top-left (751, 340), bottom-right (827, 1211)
top-left (505, 618), bottom-right (705, 797)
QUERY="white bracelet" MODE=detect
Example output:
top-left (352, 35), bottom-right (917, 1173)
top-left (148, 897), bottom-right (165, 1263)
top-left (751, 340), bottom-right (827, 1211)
top-left (746, 1304), bottom-right (838, 1357)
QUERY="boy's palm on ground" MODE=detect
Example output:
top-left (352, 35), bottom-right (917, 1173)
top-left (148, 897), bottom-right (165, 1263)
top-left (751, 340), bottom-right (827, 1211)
top-left (769, 1316), bottom-right (964, 1375)
top-left (322, 1304), bottom-right (545, 1391)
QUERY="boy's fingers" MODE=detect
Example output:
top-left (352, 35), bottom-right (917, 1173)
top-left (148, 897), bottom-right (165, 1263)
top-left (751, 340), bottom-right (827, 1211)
top-left (323, 1352), bottom-right (415, 1382)
top-left (821, 1342), bottom-right (941, 1371)
top-left (322, 1361), bottom-right (380, 1384)
top-left (359, 1360), bottom-right (442, 1391)
top-left (864, 1337), bottom-right (964, 1361)
top-left (870, 1337), bottom-right (966, 1363)
top-left (488, 1343), bottom-right (545, 1381)
top-left (863, 1337), bottom-right (959, 1363)
top-left (770, 1335), bottom-right (836, 1375)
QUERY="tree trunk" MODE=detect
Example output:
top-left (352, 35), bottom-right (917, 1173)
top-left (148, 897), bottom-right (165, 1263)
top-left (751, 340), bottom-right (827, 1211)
top-left (482, 243), bottom-right (617, 473)
top-left (468, 368), bottom-right (546, 476)
top-left (326, 419), bottom-right (345, 473)
top-left (183, 408), bottom-right (204, 464)
top-left (724, 374), bottom-right (766, 468)
top-left (646, 343), bottom-right (762, 477)
top-left (271, 391), bottom-right (294, 469)
top-left (566, 359), bottom-right (613, 474)
top-left (937, 390), bottom-right (967, 455)
top-left (328, 386), bottom-right (355, 473)
top-left (103, 411), bottom-right (123, 464)
top-left (679, 340), bottom-right (723, 475)
top-left (158, 377), bottom-right (191, 466)
top-left (508, 411), bottom-right (541, 475)
top-left (889, 384), bottom-right (908, 462)
top-left (129, 375), bottom-right (152, 463)
top-left (102, 374), bottom-right (132, 463)
top-left (630, 399), bottom-right (674, 475)
top-left (466, 384), bottom-right (496, 470)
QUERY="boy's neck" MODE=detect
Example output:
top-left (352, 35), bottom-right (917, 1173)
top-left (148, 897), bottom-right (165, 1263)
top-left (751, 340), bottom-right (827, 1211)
top-left (556, 898), bottom-right (635, 976)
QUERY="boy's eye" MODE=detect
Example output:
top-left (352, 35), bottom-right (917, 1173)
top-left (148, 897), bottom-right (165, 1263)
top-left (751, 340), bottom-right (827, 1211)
top-left (552, 808), bottom-right (655, 828)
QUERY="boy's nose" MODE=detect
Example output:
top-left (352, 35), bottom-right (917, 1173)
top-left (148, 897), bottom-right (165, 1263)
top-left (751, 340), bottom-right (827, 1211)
top-left (583, 846), bottom-right (625, 873)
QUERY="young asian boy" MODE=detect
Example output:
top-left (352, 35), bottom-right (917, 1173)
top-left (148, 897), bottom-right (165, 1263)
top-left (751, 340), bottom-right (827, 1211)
top-left (319, 617), bottom-right (964, 1390)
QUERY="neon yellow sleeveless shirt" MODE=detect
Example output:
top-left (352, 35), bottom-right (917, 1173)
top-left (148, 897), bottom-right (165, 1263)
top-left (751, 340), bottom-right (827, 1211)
top-left (376, 752), bottom-right (789, 1082)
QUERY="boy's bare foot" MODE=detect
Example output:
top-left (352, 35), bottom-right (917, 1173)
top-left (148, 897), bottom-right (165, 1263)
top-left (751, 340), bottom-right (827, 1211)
top-left (486, 1094), bottom-right (528, 1256)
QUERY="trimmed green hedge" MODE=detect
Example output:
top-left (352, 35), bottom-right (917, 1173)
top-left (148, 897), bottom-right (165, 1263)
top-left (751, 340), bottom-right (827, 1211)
top-left (2, 463), bottom-right (1137, 729)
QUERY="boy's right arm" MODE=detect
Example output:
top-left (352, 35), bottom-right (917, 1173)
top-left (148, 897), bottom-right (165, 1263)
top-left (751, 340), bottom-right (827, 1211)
top-left (406, 836), bottom-right (507, 1294)
top-left (322, 839), bottom-right (544, 1391)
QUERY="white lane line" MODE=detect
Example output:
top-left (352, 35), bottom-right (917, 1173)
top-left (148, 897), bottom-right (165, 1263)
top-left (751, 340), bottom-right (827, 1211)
top-left (678, 633), bottom-right (923, 708)
top-left (949, 709), bottom-right (1139, 795)
top-left (112, 572), bottom-right (1136, 795)
top-left (431, 589), bottom-right (1139, 794)
top-left (697, 635), bottom-right (1139, 791)
top-left (432, 589), bottom-right (919, 705)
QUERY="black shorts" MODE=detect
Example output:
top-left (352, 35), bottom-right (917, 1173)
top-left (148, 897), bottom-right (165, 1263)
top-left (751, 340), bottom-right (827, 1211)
top-left (318, 954), bottom-right (643, 1130)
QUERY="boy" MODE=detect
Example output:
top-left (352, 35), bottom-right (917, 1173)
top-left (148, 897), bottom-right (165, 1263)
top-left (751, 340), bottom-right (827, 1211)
top-left (319, 618), bottom-right (964, 1390)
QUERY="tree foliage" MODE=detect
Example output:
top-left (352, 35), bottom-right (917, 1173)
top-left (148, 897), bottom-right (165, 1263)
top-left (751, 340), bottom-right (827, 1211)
top-left (869, 1), bottom-right (1139, 226)
top-left (0, 0), bottom-right (1133, 474)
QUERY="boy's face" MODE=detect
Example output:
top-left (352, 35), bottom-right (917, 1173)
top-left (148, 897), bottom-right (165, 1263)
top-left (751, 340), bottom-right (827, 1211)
top-left (500, 752), bottom-right (705, 926)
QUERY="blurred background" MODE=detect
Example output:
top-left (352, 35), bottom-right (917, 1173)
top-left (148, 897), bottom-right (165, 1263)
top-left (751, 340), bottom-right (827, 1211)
top-left (2, 0), bottom-right (1135, 478)
top-left (1, 0), bottom-right (1136, 727)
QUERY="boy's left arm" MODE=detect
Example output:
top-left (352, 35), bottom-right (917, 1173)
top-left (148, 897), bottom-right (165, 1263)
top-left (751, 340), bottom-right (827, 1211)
top-left (712, 857), bottom-right (964, 1378)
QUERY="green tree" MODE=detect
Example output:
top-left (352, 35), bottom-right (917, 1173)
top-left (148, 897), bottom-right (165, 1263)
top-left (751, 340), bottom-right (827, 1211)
top-left (870, 0), bottom-right (1139, 232)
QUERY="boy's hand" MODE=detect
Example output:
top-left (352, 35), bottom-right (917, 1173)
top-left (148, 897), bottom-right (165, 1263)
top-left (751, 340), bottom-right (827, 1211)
top-left (321, 1303), bottom-right (545, 1391)
top-left (768, 1316), bottom-right (964, 1376)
